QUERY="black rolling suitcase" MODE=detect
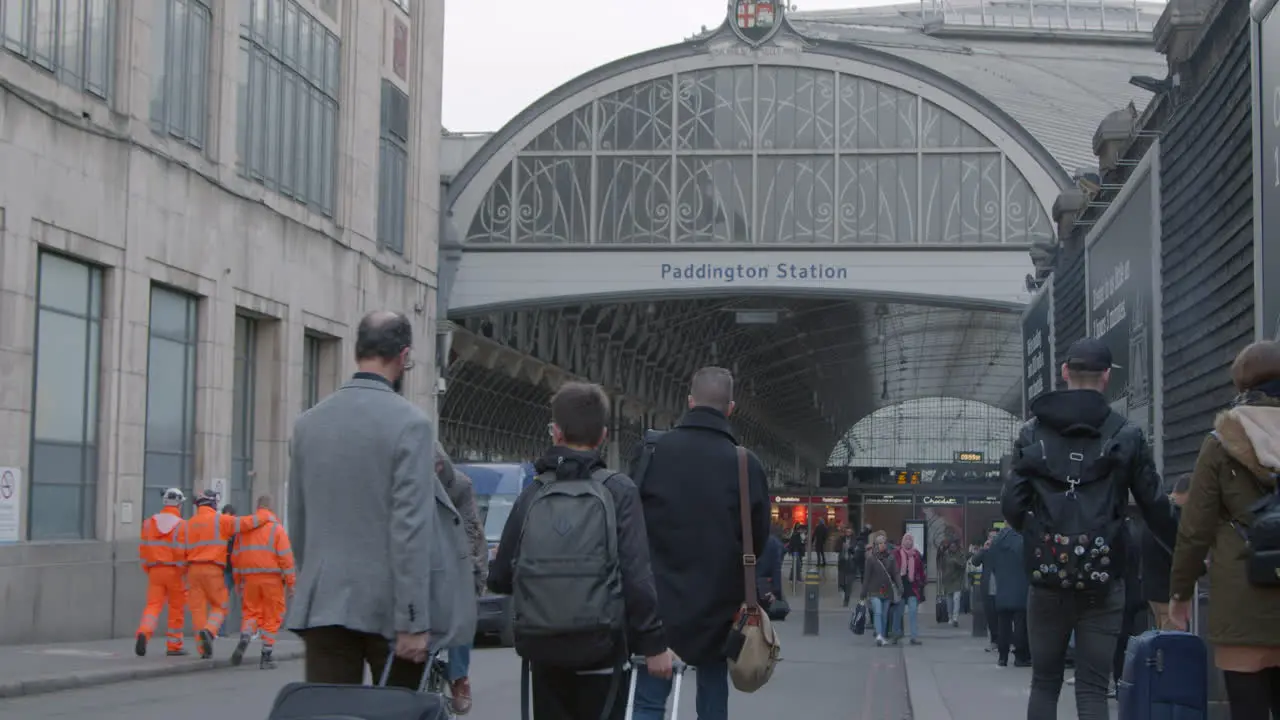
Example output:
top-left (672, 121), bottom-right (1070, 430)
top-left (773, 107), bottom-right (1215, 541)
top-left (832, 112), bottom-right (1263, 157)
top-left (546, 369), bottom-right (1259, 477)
top-left (266, 649), bottom-right (448, 720)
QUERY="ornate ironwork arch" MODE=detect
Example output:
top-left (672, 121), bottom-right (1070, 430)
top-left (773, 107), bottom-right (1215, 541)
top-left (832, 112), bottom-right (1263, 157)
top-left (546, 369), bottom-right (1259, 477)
top-left (446, 52), bottom-right (1063, 253)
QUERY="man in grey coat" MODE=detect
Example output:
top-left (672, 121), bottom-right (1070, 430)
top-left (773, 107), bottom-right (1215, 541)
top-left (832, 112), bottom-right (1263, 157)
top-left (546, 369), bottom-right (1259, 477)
top-left (285, 311), bottom-right (436, 688)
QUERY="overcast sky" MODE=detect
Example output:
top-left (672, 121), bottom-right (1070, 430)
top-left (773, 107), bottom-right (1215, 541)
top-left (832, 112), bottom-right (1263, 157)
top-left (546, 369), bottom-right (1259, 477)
top-left (441, 0), bottom-right (888, 132)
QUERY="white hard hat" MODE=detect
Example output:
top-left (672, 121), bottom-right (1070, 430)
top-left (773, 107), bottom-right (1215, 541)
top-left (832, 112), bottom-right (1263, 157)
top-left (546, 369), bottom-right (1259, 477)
top-left (162, 488), bottom-right (186, 505)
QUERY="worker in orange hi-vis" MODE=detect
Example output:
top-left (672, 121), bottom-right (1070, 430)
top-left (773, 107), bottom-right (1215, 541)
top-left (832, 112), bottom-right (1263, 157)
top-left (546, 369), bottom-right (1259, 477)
top-left (180, 489), bottom-right (272, 659)
top-left (230, 494), bottom-right (295, 670)
top-left (136, 488), bottom-right (190, 657)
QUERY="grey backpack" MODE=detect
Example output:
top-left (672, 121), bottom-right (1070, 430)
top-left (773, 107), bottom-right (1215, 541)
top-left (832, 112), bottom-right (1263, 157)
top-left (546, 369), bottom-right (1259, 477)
top-left (511, 468), bottom-right (625, 670)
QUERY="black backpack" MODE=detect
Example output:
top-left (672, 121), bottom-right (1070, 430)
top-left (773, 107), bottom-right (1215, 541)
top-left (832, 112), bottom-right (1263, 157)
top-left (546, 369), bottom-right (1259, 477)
top-left (511, 468), bottom-right (625, 670)
top-left (1215, 430), bottom-right (1280, 587)
top-left (1014, 413), bottom-right (1129, 592)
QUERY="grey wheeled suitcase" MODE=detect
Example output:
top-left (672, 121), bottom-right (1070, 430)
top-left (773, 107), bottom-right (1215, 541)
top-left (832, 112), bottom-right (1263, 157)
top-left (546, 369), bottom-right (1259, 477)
top-left (266, 649), bottom-right (449, 720)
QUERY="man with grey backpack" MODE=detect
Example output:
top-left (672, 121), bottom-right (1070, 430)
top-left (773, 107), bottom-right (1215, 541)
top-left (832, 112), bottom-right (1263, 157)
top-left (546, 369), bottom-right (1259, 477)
top-left (488, 381), bottom-right (674, 720)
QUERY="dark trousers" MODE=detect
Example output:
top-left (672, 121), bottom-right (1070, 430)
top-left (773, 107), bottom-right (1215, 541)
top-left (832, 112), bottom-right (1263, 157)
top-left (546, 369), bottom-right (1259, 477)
top-left (1222, 667), bottom-right (1280, 720)
top-left (1026, 584), bottom-right (1123, 720)
top-left (529, 663), bottom-right (626, 720)
top-left (790, 552), bottom-right (804, 581)
top-left (996, 608), bottom-right (1029, 663)
top-left (815, 546), bottom-right (827, 566)
top-left (983, 595), bottom-right (999, 644)
top-left (298, 625), bottom-right (425, 689)
top-left (1111, 603), bottom-right (1146, 683)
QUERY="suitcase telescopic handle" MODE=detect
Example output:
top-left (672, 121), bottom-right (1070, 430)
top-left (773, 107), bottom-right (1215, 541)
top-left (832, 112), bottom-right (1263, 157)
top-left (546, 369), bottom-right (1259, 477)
top-left (378, 644), bottom-right (443, 691)
top-left (628, 654), bottom-right (690, 673)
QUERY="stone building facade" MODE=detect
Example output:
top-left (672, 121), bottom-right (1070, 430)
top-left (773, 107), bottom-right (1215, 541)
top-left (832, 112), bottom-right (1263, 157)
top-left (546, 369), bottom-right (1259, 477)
top-left (0, 0), bottom-right (444, 644)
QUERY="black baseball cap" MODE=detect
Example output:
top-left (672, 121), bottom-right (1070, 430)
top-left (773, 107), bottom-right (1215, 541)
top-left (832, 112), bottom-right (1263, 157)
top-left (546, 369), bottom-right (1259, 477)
top-left (1064, 338), bottom-right (1121, 371)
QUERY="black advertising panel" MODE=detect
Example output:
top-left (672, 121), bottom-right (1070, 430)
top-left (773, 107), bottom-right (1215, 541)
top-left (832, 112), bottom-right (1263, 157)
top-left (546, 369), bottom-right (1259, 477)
top-left (1087, 173), bottom-right (1156, 441)
top-left (1258, 2), bottom-right (1280, 338)
top-left (1022, 278), bottom-right (1054, 418)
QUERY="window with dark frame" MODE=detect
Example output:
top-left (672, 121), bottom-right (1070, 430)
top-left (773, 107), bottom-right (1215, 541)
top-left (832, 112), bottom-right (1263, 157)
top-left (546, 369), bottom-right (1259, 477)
top-left (232, 315), bottom-right (257, 513)
top-left (149, 0), bottom-right (211, 148)
top-left (236, 0), bottom-right (340, 216)
top-left (143, 286), bottom-right (199, 519)
top-left (378, 79), bottom-right (409, 254)
top-left (28, 252), bottom-right (103, 540)
top-left (0, 0), bottom-right (114, 99)
top-left (302, 333), bottom-right (322, 410)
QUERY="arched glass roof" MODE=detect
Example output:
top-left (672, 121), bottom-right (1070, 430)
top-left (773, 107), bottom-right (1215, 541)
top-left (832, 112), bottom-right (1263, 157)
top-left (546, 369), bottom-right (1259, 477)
top-left (827, 396), bottom-right (1021, 466)
top-left (462, 64), bottom-right (1054, 247)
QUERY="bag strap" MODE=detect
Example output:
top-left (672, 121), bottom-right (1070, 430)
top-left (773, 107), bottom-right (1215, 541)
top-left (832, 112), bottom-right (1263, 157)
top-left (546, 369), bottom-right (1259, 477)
top-left (632, 430), bottom-right (666, 490)
top-left (736, 446), bottom-right (759, 611)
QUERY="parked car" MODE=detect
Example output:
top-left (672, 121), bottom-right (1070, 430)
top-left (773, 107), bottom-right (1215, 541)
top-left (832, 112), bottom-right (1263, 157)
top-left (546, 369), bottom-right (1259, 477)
top-left (455, 462), bottom-right (535, 646)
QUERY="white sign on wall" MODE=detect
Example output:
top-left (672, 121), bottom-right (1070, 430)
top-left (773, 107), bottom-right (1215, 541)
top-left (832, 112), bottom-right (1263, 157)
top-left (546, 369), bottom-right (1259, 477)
top-left (210, 478), bottom-right (228, 510)
top-left (0, 467), bottom-right (22, 543)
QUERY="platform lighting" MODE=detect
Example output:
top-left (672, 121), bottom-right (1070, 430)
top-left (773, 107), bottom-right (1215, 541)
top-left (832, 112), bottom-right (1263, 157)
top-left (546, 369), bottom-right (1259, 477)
top-left (734, 310), bottom-right (780, 324)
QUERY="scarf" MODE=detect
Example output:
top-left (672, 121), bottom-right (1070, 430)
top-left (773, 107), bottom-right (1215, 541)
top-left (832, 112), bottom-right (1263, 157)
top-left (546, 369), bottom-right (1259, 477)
top-left (895, 544), bottom-right (920, 583)
top-left (1234, 378), bottom-right (1280, 406)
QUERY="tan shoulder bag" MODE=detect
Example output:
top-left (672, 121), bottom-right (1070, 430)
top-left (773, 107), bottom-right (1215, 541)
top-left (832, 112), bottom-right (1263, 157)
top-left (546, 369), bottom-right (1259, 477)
top-left (726, 446), bottom-right (781, 693)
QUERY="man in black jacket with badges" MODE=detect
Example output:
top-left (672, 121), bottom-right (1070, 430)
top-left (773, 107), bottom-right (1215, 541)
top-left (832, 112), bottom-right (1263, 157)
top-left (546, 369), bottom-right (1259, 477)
top-left (1002, 338), bottom-right (1175, 720)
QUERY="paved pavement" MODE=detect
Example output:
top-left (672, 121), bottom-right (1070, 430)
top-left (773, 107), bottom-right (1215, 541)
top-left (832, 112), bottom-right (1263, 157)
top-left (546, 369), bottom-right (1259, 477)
top-left (903, 623), bottom-right (1119, 720)
top-left (0, 634), bottom-right (304, 699)
top-left (0, 608), bottom-right (911, 720)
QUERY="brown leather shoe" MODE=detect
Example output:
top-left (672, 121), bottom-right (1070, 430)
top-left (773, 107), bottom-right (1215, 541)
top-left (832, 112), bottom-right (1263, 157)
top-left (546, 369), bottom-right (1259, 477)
top-left (450, 677), bottom-right (473, 715)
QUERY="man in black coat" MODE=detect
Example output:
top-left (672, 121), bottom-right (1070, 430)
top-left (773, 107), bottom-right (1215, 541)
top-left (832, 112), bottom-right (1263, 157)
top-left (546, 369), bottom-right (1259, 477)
top-left (628, 366), bottom-right (771, 720)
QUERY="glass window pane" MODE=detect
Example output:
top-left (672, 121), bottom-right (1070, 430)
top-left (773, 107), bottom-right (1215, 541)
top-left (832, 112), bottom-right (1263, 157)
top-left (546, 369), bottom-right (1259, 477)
top-left (143, 451), bottom-right (188, 518)
top-left (149, 0), bottom-right (168, 125)
top-left (293, 71), bottom-right (308, 188)
top-left (60, 0), bottom-right (84, 86)
top-left (84, 0), bottom-right (109, 96)
top-left (2, 0), bottom-right (30, 55)
top-left (39, 253), bottom-right (91, 315)
top-left (149, 287), bottom-right (193, 339)
top-left (321, 98), bottom-right (334, 213)
top-left (33, 311), bottom-right (91, 443)
top-left (309, 17), bottom-right (321, 85)
top-left (86, 320), bottom-right (100, 444)
top-left (31, 0), bottom-right (55, 68)
top-left (280, 72), bottom-right (295, 194)
top-left (29, 476), bottom-right (86, 540)
top-left (145, 337), bottom-right (190, 452)
top-left (252, 0), bottom-right (267, 42)
top-left (236, 40), bottom-right (251, 168)
top-left (268, 0), bottom-right (282, 51)
top-left (283, 1), bottom-right (296, 66)
top-left (187, 5), bottom-right (209, 145)
top-left (165, 0), bottom-right (188, 136)
top-left (309, 87), bottom-right (323, 205)
top-left (265, 60), bottom-right (280, 186)
top-left (324, 33), bottom-right (338, 97)
top-left (249, 48), bottom-right (267, 176)
top-left (239, 0), bottom-right (252, 35)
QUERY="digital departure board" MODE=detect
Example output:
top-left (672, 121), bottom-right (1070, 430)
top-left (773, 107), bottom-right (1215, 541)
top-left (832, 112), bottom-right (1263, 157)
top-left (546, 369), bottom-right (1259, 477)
top-left (953, 451), bottom-right (985, 463)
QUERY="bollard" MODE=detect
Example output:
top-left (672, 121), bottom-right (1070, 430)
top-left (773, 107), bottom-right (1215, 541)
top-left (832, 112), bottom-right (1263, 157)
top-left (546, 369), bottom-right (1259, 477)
top-left (803, 568), bottom-right (820, 636)
top-left (969, 575), bottom-right (986, 639)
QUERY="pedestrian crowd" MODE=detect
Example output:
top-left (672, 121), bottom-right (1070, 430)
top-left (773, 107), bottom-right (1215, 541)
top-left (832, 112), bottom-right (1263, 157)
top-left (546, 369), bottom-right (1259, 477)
top-left (276, 311), bottom-right (779, 719)
top-left (132, 314), bottom-right (1280, 720)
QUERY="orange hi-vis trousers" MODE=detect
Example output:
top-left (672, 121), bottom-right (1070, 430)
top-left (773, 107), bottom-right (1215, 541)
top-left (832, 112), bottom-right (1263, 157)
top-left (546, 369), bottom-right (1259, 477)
top-left (240, 576), bottom-right (287, 649)
top-left (137, 566), bottom-right (186, 652)
top-left (187, 563), bottom-right (229, 636)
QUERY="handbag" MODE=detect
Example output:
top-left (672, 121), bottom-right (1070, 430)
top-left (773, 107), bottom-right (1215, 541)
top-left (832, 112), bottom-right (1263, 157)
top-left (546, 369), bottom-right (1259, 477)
top-left (725, 446), bottom-right (780, 693)
top-left (873, 554), bottom-right (903, 604)
top-left (850, 603), bottom-right (868, 635)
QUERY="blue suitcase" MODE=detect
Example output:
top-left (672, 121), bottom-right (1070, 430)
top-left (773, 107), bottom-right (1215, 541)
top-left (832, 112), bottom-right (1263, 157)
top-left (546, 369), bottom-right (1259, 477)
top-left (1117, 630), bottom-right (1208, 720)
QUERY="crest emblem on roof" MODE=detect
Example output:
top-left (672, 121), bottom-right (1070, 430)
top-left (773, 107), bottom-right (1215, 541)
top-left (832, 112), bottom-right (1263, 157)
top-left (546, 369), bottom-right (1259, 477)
top-left (730, 0), bottom-right (782, 46)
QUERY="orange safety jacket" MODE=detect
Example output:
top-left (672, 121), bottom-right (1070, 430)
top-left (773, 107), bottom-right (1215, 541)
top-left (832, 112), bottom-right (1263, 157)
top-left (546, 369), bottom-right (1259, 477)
top-left (181, 506), bottom-right (271, 566)
top-left (140, 506), bottom-right (186, 571)
top-left (232, 511), bottom-right (296, 588)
